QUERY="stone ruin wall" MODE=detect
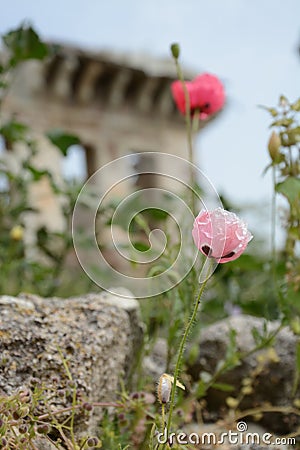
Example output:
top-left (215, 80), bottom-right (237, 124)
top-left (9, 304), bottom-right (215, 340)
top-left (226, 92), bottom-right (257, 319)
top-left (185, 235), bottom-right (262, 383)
top-left (1, 46), bottom-right (217, 266)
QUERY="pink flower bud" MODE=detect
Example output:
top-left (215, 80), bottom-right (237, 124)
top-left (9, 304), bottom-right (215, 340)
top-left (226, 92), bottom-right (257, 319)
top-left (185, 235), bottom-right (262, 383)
top-left (192, 208), bottom-right (253, 263)
top-left (171, 73), bottom-right (225, 119)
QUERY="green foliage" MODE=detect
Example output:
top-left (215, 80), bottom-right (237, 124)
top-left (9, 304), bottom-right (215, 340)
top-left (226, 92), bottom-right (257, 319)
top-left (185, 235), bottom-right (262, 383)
top-left (276, 176), bottom-right (300, 212)
top-left (0, 26), bottom-right (94, 297)
top-left (2, 24), bottom-right (48, 66)
top-left (293, 342), bottom-right (300, 395)
top-left (264, 95), bottom-right (300, 297)
top-left (46, 129), bottom-right (81, 156)
top-left (0, 120), bottom-right (29, 145)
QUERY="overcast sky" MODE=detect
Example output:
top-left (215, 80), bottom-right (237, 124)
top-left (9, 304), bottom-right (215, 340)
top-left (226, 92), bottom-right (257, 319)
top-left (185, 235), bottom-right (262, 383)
top-left (1, 0), bottom-right (300, 214)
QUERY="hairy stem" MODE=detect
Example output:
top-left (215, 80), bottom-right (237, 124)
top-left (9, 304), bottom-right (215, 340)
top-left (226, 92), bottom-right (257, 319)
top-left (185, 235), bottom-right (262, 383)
top-left (162, 274), bottom-right (209, 448)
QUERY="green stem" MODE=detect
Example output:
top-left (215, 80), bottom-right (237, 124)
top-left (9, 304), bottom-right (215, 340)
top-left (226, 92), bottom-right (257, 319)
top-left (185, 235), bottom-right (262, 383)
top-left (161, 404), bottom-right (166, 433)
top-left (174, 58), bottom-right (196, 216)
top-left (79, 438), bottom-right (88, 450)
top-left (69, 385), bottom-right (77, 447)
top-left (162, 274), bottom-right (209, 448)
top-left (270, 164), bottom-right (286, 309)
top-left (271, 164), bottom-right (276, 272)
top-left (174, 59), bottom-right (193, 163)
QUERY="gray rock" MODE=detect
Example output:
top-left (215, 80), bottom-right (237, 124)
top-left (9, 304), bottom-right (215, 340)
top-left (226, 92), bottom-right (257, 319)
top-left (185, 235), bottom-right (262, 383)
top-left (186, 315), bottom-right (299, 435)
top-left (0, 291), bottom-right (143, 442)
top-left (143, 337), bottom-right (168, 380)
top-left (32, 438), bottom-right (58, 450)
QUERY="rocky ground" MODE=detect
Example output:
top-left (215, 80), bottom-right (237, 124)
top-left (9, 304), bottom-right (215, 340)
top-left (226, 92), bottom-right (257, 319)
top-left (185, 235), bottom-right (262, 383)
top-left (0, 294), bottom-right (298, 449)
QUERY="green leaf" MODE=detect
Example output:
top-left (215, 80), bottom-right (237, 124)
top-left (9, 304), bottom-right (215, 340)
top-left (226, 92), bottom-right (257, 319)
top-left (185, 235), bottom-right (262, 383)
top-left (46, 129), bottom-right (80, 156)
top-left (211, 382), bottom-right (234, 392)
top-left (133, 213), bottom-right (150, 232)
top-left (276, 177), bottom-right (300, 209)
top-left (224, 329), bottom-right (241, 370)
top-left (262, 162), bottom-right (273, 176)
top-left (187, 343), bottom-right (199, 365)
top-left (0, 120), bottom-right (29, 144)
top-left (2, 25), bottom-right (48, 66)
top-left (258, 105), bottom-right (278, 117)
top-left (132, 241), bottom-right (150, 252)
top-left (280, 127), bottom-right (300, 146)
top-left (196, 379), bottom-right (208, 398)
top-left (146, 208), bottom-right (169, 221)
top-left (227, 328), bottom-right (237, 352)
top-left (25, 164), bottom-right (49, 181)
top-left (251, 327), bottom-right (262, 346)
top-left (270, 118), bottom-right (294, 128)
top-left (279, 95), bottom-right (289, 106)
top-left (0, 81), bottom-right (8, 89)
top-left (291, 98), bottom-right (300, 112)
top-left (148, 265), bottom-right (167, 277)
top-left (289, 226), bottom-right (300, 240)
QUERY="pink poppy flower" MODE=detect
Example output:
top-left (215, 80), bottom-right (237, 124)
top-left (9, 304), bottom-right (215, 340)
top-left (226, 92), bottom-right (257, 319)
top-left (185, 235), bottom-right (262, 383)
top-left (192, 208), bottom-right (253, 263)
top-left (171, 73), bottom-right (225, 119)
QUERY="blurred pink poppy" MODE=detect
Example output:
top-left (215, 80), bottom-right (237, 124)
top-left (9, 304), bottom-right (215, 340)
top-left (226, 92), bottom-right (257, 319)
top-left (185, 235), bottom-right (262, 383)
top-left (171, 73), bottom-right (225, 119)
top-left (192, 208), bottom-right (253, 263)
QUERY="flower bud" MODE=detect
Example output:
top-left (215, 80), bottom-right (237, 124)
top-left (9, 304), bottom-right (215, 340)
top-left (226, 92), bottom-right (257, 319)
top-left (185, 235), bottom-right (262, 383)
top-left (10, 225), bottom-right (24, 241)
top-left (157, 374), bottom-right (172, 404)
top-left (157, 373), bottom-right (185, 404)
top-left (57, 389), bottom-right (65, 398)
top-left (170, 43), bottom-right (180, 59)
top-left (266, 347), bottom-right (280, 363)
top-left (242, 377), bottom-right (252, 386)
top-left (241, 385), bottom-right (253, 395)
top-left (252, 412), bottom-right (263, 421)
top-left (130, 392), bottom-right (140, 400)
top-left (12, 410), bottom-right (21, 420)
top-left (29, 377), bottom-right (41, 387)
top-left (268, 131), bottom-right (281, 162)
top-left (19, 424), bottom-right (28, 434)
top-left (279, 95), bottom-right (288, 107)
top-left (19, 388), bottom-right (31, 403)
top-left (1, 437), bottom-right (8, 447)
top-left (37, 423), bottom-right (51, 434)
top-left (67, 379), bottom-right (76, 390)
top-left (226, 396), bottom-right (239, 409)
top-left (82, 402), bottom-right (93, 411)
top-left (19, 406), bottom-right (30, 417)
top-left (87, 436), bottom-right (100, 447)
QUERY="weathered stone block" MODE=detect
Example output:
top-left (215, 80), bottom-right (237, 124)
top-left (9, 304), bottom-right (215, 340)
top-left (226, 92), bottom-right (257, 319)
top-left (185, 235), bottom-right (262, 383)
top-left (0, 291), bottom-right (143, 443)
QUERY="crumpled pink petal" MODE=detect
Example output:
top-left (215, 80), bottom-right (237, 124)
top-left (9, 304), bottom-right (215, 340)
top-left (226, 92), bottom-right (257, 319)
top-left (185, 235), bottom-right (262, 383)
top-left (192, 208), bottom-right (253, 263)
